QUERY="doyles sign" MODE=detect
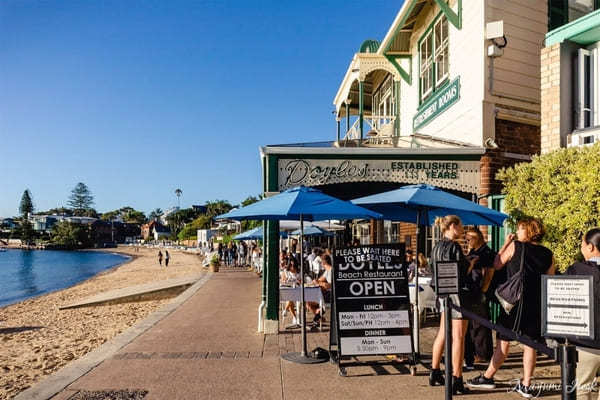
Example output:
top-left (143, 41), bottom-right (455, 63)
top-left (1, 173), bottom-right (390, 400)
top-left (542, 275), bottom-right (595, 340)
top-left (413, 77), bottom-right (460, 131)
top-left (277, 158), bottom-right (480, 194)
top-left (332, 244), bottom-right (412, 356)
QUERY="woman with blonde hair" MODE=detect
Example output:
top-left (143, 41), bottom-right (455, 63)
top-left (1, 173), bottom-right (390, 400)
top-left (467, 218), bottom-right (555, 398)
top-left (429, 215), bottom-right (477, 394)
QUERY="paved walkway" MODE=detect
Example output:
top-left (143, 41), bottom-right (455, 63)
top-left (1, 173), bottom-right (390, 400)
top-left (43, 269), bottom-right (561, 400)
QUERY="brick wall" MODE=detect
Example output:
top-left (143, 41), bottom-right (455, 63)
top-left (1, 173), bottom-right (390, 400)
top-left (540, 43), bottom-right (561, 154)
top-left (480, 118), bottom-right (541, 197)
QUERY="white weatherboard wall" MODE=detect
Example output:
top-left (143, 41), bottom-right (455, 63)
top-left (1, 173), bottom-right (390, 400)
top-left (400, 0), bottom-right (485, 146)
top-left (485, 0), bottom-right (547, 107)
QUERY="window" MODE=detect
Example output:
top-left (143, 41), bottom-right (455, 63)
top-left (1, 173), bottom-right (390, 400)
top-left (372, 75), bottom-right (395, 128)
top-left (576, 46), bottom-right (600, 129)
top-left (549, 0), bottom-right (600, 30)
top-left (419, 15), bottom-right (450, 103)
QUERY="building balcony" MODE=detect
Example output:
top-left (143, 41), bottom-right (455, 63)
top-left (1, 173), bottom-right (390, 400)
top-left (343, 115), bottom-right (397, 140)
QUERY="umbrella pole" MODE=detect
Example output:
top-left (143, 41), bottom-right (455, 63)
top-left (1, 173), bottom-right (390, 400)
top-left (299, 215), bottom-right (308, 357)
top-left (414, 212), bottom-right (421, 358)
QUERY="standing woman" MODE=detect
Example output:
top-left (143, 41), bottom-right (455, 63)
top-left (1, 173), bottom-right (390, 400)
top-left (467, 218), bottom-right (554, 398)
top-left (165, 250), bottom-right (170, 267)
top-left (430, 215), bottom-right (477, 394)
top-left (463, 227), bottom-right (496, 369)
top-left (158, 250), bottom-right (163, 266)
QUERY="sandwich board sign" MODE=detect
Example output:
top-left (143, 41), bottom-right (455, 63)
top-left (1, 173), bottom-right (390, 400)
top-left (541, 275), bottom-right (594, 340)
top-left (435, 262), bottom-right (459, 296)
top-left (331, 243), bottom-right (412, 357)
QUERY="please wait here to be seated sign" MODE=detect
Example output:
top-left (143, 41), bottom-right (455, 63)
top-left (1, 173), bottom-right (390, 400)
top-left (332, 244), bottom-right (412, 356)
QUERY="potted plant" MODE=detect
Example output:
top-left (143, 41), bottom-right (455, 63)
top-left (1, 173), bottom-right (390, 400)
top-left (209, 254), bottom-right (220, 272)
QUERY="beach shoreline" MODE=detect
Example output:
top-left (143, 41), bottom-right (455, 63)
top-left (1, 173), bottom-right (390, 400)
top-left (0, 246), bottom-right (206, 400)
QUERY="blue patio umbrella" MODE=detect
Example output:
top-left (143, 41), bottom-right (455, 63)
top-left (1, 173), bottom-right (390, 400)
top-left (217, 186), bottom-right (382, 364)
top-left (234, 226), bottom-right (288, 240)
top-left (352, 184), bottom-right (508, 355)
top-left (290, 225), bottom-right (334, 237)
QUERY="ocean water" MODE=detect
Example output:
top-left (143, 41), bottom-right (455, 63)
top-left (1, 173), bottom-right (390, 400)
top-left (0, 249), bottom-right (129, 307)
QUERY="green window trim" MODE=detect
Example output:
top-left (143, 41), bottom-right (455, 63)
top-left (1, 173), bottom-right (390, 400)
top-left (382, 0), bottom-right (461, 85)
top-left (418, 12), bottom-right (450, 105)
top-left (548, 0), bottom-right (600, 31)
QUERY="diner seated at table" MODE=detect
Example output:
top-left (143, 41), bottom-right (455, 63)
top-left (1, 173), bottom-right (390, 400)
top-left (307, 254), bottom-right (332, 329)
top-left (281, 258), bottom-right (301, 325)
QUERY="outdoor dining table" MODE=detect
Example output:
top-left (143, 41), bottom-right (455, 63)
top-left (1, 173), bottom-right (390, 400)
top-left (279, 285), bottom-right (325, 330)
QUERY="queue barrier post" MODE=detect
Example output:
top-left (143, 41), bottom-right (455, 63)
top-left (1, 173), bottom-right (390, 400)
top-left (444, 296), bottom-right (453, 400)
top-left (558, 343), bottom-right (578, 400)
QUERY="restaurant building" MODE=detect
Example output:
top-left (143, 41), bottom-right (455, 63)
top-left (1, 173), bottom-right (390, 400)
top-left (259, 0), bottom-right (550, 333)
top-left (541, 1), bottom-right (600, 152)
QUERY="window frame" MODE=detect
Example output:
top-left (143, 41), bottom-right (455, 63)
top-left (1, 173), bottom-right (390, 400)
top-left (575, 46), bottom-right (600, 130)
top-left (418, 13), bottom-right (450, 105)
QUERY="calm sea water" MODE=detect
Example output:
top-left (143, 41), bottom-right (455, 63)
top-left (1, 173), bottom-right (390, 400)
top-left (0, 249), bottom-right (129, 307)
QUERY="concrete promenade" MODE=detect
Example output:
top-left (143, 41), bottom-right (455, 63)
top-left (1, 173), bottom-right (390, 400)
top-left (42, 269), bottom-right (561, 400)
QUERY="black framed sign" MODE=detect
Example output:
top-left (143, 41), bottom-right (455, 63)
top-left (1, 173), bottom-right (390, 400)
top-left (332, 243), bottom-right (411, 356)
top-left (541, 275), bottom-right (594, 340)
top-left (435, 262), bottom-right (459, 297)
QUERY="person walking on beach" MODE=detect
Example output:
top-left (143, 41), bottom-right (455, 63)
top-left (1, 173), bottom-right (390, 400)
top-left (158, 250), bottom-right (163, 266)
top-left (165, 250), bottom-right (170, 267)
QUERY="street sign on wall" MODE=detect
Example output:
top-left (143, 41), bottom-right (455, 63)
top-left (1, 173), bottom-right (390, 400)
top-left (541, 275), bottom-right (594, 340)
top-left (332, 243), bottom-right (412, 356)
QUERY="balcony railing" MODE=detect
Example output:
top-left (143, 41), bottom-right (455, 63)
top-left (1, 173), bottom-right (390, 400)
top-left (343, 115), bottom-right (396, 140)
top-left (568, 126), bottom-right (600, 148)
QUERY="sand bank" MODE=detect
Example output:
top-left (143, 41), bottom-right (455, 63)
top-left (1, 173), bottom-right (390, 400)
top-left (0, 246), bottom-right (205, 399)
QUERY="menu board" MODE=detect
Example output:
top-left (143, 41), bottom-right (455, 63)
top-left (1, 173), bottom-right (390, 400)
top-left (542, 275), bottom-right (594, 340)
top-left (332, 244), bottom-right (412, 356)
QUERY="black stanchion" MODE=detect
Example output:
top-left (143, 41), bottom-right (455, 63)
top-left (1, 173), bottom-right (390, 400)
top-left (444, 296), bottom-right (453, 400)
top-left (559, 343), bottom-right (578, 400)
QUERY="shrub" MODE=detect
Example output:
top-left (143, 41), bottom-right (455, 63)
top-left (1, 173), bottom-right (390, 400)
top-left (497, 144), bottom-right (600, 271)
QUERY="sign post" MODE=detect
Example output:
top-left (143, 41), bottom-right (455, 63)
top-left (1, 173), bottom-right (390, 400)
top-left (331, 243), bottom-right (414, 376)
top-left (542, 275), bottom-right (595, 400)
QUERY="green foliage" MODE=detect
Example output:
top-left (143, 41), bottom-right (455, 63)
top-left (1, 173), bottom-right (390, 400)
top-left (148, 208), bottom-right (163, 221)
top-left (19, 189), bottom-right (34, 217)
top-left (205, 200), bottom-right (233, 218)
top-left (210, 253), bottom-right (219, 265)
top-left (166, 208), bottom-right (200, 234)
top-left (19, 219), bottom-right (36, 245)
top-left (37, 207), bottom-right (72, 217)
top-left (177, 214), bottom-right (212, 240)
top-left (239, 196), bottom-right (262, 231)
top-left (68, 182), bottom-right (95, 216)
top-left (497, 144), bottom-right (600, 271)
top-left (101, 207), bottom-right (147, 225)
top-left (51, 221), bottom-right (91, 249)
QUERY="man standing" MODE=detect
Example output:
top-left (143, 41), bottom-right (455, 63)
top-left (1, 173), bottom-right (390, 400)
top-left (165, 250), bottom-right (170, 267)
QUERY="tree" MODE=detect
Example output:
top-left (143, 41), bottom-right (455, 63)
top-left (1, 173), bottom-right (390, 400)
top-left (148, 208), bottom-right (163, 221)
top-left (19, 189), bottom-right (34, 217)
top-left (205, 200), bottom-right (233, 218)
top-left (68, 182), bottom-right (95, 216)
top-left (20, 219), bottom-right (35, 245)
top-left (51, 221), bottom-right (90, 249)
top-left (497, 144), bottom-right (600, 271)
top-left (240, 195), bottom-right (261, 230)
top-left (175, 188), bottom-right (182, 208)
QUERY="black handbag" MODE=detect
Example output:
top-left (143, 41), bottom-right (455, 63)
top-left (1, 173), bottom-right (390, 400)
top-left (495, 242), bottom-right (525, 314)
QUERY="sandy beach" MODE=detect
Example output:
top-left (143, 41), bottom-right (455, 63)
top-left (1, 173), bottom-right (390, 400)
top-left (0, 246), bottom-right (206, 400)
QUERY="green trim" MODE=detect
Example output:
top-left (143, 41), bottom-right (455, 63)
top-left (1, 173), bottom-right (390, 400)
top-left (545, 8), bottom-right (600, 46)
top-left (385, 55), bottom-right (412, 84)
top-left (417, 11), bottom-right (450, 105)
top-left (416, 76), bottom-right (452, 113)
top-left (359, 81), bottom-right (365, 140)
top-left (394, 80), bottom-right (401, 137)
top-left (488, 195), bottom-right (506, 252)
top-left (413, 76), bottom-right (460, 131)
top-left (382, 0), bottom-right (461, 84)
top-left (264, 156), bottom-right (280, 322)
top-left (434, 0), bottom-right (461, 29)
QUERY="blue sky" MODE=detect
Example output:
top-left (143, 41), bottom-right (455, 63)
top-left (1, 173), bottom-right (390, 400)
top-left (0, 1), bottom-right (400, 217)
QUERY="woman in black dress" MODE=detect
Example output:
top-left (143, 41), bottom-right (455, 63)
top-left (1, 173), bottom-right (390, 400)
top-left (467, 218), bottom-right (555, 398)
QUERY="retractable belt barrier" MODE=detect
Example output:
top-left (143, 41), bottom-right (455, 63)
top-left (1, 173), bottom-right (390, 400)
top-left (449, 302), bottom-right (555, 359)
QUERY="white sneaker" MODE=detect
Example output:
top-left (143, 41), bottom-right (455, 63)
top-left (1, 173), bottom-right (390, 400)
top-left (292, 317), bottom-right (298, 325)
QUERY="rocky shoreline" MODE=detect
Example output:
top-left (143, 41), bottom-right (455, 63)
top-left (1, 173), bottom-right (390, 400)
top-left (0, 246), bottom-right (205, 399)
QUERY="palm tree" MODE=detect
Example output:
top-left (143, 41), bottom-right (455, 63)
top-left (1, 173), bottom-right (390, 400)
top-left (175, 188), bottom-right (183, 208)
